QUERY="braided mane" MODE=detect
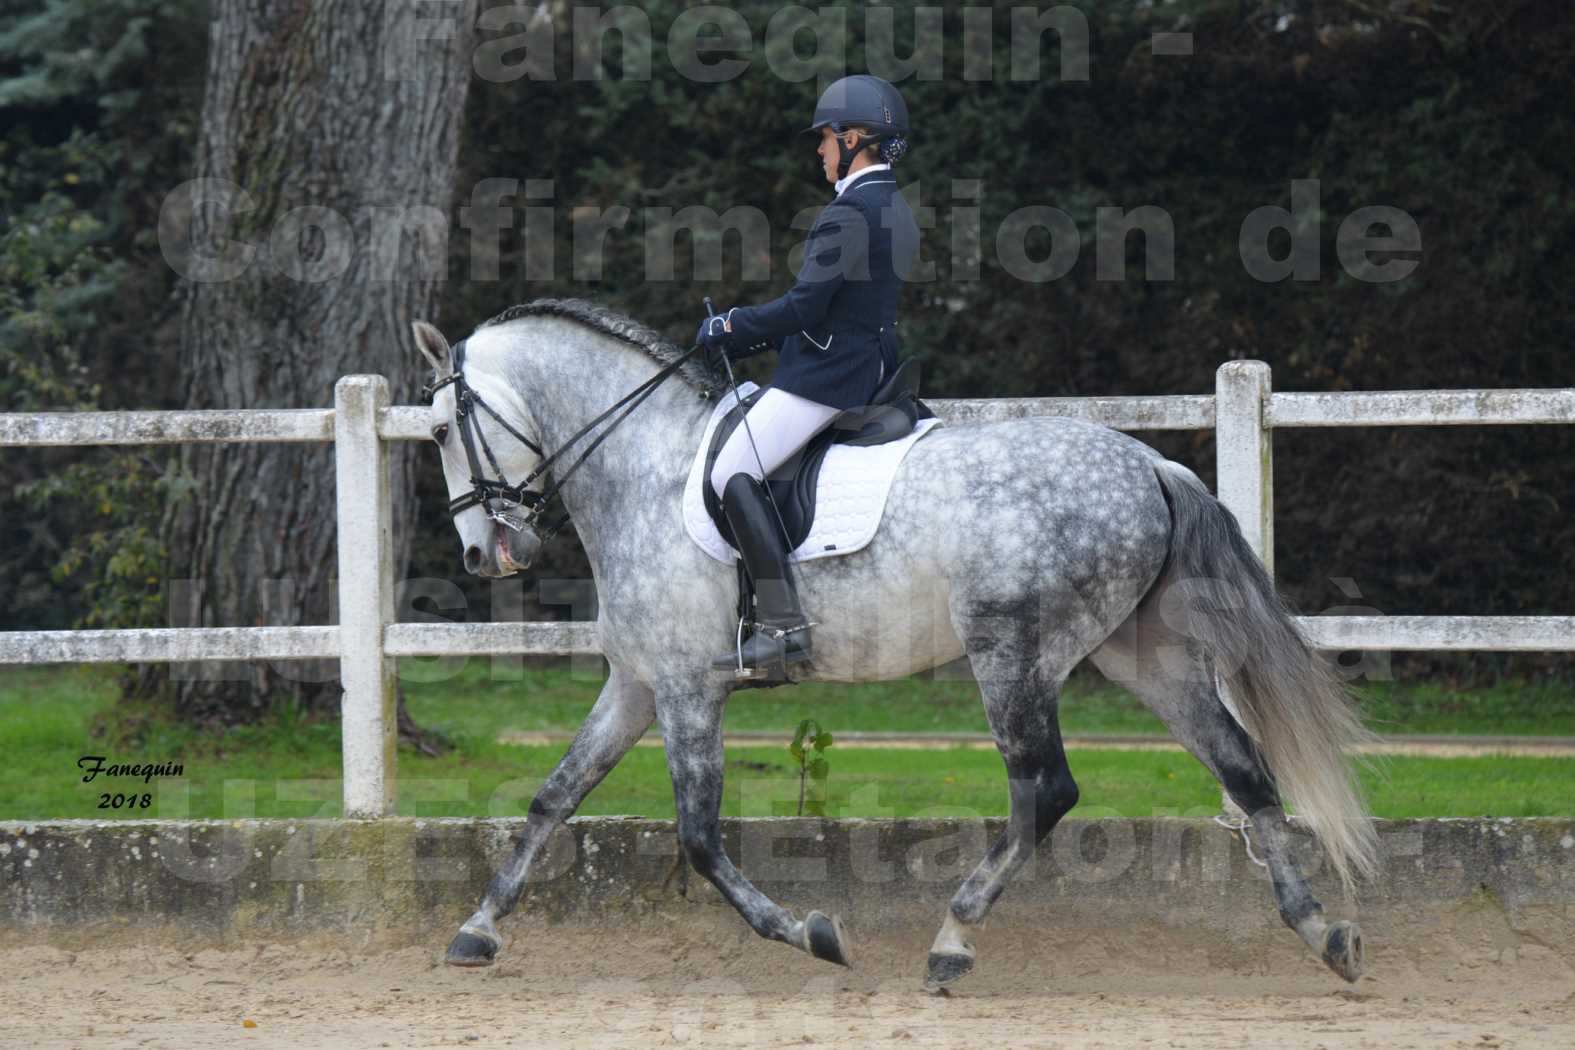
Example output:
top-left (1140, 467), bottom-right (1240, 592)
top-left (477, 297), bottom-right (721, 396)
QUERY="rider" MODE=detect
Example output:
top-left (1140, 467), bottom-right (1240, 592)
top-left (697, 74), bottom-right (920, 674)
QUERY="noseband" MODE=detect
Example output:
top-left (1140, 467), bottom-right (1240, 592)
top-left (425, 335), bottom-right (704, 548)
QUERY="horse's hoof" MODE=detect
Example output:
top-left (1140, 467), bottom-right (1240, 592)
top-left (923, 950), bottom-right (976, 992)
top-left (804, 911), bottom-right (851, 967)
top-left (445, 930), bottom-right (499, 968)
top-left (1321, 921), bottom-right (1365, 983)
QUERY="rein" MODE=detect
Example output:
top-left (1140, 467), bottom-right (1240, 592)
top-left (426, 336), bottom-right (704, 546)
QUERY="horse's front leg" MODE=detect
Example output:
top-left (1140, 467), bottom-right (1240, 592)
top-left (445, 665), bottom-right (655, 967)
top-left (659, 686), bottom-right (852, 966)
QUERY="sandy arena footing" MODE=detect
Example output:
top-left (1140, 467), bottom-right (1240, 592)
top-left (4, 817), bottom-right (1573, 1047)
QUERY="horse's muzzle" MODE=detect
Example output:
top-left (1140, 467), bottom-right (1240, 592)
top-left (465, 521), bottom-right (537, 577)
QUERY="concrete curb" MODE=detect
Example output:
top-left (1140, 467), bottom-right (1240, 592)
top-left (3, 818), bottom-right (1573, 955)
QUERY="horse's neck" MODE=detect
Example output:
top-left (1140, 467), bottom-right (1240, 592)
top-left (501, 333), bottom-right (712, 558)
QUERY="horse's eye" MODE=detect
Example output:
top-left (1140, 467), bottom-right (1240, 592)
top-left (432, 424), bottom-right (450, 444)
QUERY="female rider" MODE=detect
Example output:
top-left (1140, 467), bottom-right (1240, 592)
top-left (697, 74), bottom-right (919, 674)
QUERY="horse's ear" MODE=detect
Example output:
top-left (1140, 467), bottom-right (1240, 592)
top-left (411, 320), bottom-right (451, 375)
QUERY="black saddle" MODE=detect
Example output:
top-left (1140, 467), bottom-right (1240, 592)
top-left (703, 357), bottom-right (936, 553)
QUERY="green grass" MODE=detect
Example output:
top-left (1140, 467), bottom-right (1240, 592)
top-left (2, 663), bottom-right (1571, 822)
top-left (398, 657), bottom-right (1575, 739)
top-left (1345, 677), bottom-right (1575, 736)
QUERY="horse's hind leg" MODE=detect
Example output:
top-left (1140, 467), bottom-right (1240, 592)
top-left (925, 617), bottom-right (1082, 992)
top-left (1087, 621), bottom-right (1365, 982)
top-left (445, 666), bottom-right (655, 967)
top-left (658, 685), bottom-right (852, 966)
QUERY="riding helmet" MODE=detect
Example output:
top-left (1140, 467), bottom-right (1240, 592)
top-left (803, 74), bottom-right (910, 137)
top-left (803, 74), bottom-right (911, 178)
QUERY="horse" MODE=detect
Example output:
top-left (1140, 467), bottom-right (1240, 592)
top-left (408, 297), bottom-right (1378, 988)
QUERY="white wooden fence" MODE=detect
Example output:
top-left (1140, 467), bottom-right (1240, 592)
top-left (3, 363), bottom-right (1573, 817)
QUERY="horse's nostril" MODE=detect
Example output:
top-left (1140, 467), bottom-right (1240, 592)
top-left (463, 545), bottom-right (483, 573)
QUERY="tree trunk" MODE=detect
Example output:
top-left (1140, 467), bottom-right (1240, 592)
top-left (152, 0), bottom-right (479, 725)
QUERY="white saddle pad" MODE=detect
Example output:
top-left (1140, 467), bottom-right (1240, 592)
top-left (683, 380), bottom-right (943, 565)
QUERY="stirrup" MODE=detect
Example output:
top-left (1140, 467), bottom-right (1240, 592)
top-left (711, 615), bottom-right (765, 680)
top-left (715, 616), bottom-right (817, 680)
top-left (722, 615), bottom-right (763, 680)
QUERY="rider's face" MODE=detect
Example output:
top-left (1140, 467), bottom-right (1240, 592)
top-left (817, 126), bottom-right (861, 184)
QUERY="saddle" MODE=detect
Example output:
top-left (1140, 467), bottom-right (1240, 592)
top-left (702, 357), bottom-right (935, 551)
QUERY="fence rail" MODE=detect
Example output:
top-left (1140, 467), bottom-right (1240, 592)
top-left (0, 408), bottom-right (336, 445)
top-left (3, 361), bottom-right (1570, 816)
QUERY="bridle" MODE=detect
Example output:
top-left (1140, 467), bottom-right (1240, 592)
top-left (424, 335), bottom-right (705, 549)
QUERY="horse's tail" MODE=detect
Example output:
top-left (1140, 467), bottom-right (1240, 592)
top-left (1151, 459), bottom-right (1378, 895)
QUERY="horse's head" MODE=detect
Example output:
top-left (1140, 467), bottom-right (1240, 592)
top-left (412, 320), bottom-right (546, 577)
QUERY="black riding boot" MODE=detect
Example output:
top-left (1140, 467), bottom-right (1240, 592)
top-left (711, 472), bottom-right (815, 675)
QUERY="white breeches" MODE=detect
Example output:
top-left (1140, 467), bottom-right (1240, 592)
top-left (709, 387), bottom-right (843, 501)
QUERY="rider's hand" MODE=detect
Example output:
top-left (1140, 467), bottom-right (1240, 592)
top-left (695, 310), bottom-right (735, 352)
top-left (696, 310), bottom-right (740, 374)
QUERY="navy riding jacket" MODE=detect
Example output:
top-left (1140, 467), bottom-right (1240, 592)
top-left (720, 170), bottom-right (920, 411)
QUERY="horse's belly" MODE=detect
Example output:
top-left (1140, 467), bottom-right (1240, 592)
top-left (795, 552), bottom-right (967, 682)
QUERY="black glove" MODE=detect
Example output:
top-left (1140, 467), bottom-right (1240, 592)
top-left (696, 311), bottom-right (737, 373)
top-left (695, 311), bottom-right (734, 352)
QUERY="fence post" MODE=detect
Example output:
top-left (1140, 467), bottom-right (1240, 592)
top-left (1213, 360), bottom-right (1274, 818)
top-left (335, 375), bottom-right (396, 819)
top-left (1215, 359), bottom-right (1274, 571)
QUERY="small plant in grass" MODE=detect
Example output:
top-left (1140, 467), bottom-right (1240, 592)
top-left (789, 718), bottom-right (834, 817)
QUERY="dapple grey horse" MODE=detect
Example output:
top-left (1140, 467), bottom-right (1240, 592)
top-left (410, 298), bottom-right (1377, 988)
